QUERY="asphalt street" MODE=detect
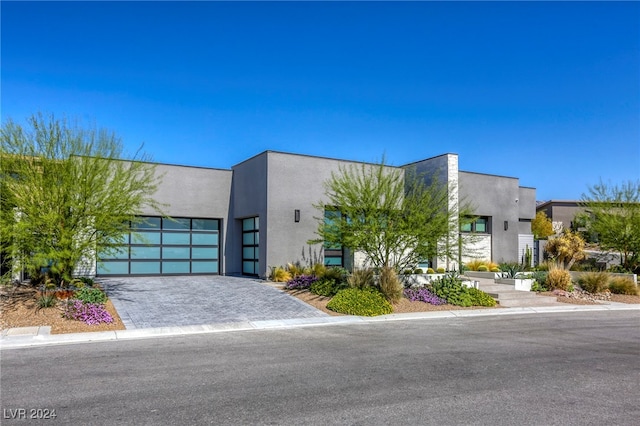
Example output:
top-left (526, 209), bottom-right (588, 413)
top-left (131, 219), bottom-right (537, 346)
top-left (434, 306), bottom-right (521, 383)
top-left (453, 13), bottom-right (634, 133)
top-left (1, 311), bottom-right (639, 425)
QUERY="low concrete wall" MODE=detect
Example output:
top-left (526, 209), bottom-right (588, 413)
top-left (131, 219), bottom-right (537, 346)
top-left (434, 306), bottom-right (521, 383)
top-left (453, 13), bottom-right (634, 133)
top-left (465, 271), bottom-right (502, 280)
top-left (495, 278), bottom-right (533, 292)
top-left (401, 274), bottom-right (478, 289)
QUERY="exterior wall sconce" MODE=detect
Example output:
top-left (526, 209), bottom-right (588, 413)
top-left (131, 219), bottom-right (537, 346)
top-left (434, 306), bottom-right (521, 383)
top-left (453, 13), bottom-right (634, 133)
top-left (294, 209), bottom-right (300, 223)
top-left (504, 220), bottom-right (508, 231)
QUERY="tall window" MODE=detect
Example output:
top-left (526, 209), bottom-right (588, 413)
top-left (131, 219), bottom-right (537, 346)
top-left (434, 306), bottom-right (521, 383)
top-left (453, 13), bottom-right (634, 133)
top-left (324, 210), bottom-right (343, 267)
top-left (242, 217), bottom-right (259, 275)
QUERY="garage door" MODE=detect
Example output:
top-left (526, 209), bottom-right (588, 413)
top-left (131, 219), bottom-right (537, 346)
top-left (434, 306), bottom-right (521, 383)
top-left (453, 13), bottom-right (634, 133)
top-left (97, 216), bottom-right (220, 276)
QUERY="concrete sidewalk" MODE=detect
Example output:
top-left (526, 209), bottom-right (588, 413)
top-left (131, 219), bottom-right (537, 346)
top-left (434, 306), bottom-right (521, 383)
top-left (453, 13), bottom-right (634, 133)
top-left (2, 302), bottom-right (638, 350)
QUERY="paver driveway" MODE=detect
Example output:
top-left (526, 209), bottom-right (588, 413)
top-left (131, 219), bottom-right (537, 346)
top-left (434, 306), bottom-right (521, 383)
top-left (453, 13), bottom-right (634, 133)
top-left (100, 276), bottom-right (328, 329)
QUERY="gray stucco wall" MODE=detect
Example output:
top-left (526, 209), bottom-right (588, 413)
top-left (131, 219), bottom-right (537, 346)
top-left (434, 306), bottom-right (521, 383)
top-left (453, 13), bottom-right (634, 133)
top-left (140, 162), bottom-right (233, 273)
top-left (459, 171), bottom-right (523, 263)
top-left (228, 153), bottom-right (269, 276)
top-left (518, 187), bottom-right (536, 234)
top-left (142, 163), bottom-right (232, 218)
top-left (537, 201), bottom-right (584, 231)
top-left (263, 152), bottom-right (379, 277)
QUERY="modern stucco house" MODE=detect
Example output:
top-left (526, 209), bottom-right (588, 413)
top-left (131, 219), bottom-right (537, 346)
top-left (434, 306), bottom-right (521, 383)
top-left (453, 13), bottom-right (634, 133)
top-left (535, 200), bottom-right (585, 233)
top-left (96, 150), bottom-right (537, 278)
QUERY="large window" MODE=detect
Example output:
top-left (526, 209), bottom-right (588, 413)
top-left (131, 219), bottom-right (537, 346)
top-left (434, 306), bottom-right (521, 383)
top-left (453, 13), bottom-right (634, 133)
top-left (324, 210), bottom-right (343, 267)
top-left (242, 217), bottom-right (259, 275)
top-left (461, 216), bottom-right (490, 234)
top-left (97, 216), bottom-right (220, 275)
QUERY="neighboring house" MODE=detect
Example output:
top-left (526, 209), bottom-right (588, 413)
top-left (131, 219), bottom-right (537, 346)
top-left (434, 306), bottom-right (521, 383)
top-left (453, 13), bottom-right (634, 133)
top-left (95, 150), bottom-right (537, 278)
top-left (536, 200), bottom-right (585, 233)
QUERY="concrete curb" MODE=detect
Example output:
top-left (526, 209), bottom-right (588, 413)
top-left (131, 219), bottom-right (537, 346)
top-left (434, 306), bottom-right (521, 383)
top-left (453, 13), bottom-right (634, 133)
top-left (2, 303), bottom-right (638, 350)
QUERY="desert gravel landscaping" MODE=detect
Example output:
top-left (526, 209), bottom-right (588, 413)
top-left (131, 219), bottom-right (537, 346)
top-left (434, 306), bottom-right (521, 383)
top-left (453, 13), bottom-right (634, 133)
top-left (2, 282), bottom-right (638, 335)
top-left (1, 285), bottom-right (125, 334)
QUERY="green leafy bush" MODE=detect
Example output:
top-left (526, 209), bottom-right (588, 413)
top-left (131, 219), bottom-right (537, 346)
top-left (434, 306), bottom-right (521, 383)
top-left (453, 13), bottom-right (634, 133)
top-left (530, 281), bottom-right (547, 292)
top-left (576, 272), bottom-right (610, 294)
top-left (327, 288), bottom-right (393, 316)
top-left (73, 287), bottom-right (107, 305)
top-left (490, 267), bottom-right (501, 273)
top-left (608, 277), bottom-right (638, 295)
top-left (530, 271), bottom-right (548, 292)
top-left (322, 267), bottom-right (348, 283)
top-left (414, 268), bottom-right (424, 274)
top-left (547, 268), bottom-right (572, 291)
top-left (608, 265), bottom-right (633, 274)
top-left (477, 265), bottom-right (489, 272)
top-left (468, 288), bottom-right (496, 307)
top-left (310, 278), bottom-right (346, 297)
top-left (429, 274), bottom-right (472, 307)
top-left (426, 268), bottom-right (435, 274)
top-left (78, 276), bottom-right (95, 287)
top-left (436, 267), bottom-right (445, 273)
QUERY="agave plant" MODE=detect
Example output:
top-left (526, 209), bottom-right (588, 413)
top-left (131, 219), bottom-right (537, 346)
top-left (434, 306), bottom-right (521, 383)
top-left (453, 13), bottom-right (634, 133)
top-left (499, 262), bottom-right (525, 279)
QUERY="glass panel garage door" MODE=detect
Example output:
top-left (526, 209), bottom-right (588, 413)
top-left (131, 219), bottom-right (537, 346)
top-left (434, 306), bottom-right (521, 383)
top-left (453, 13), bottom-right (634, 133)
top-left (98, 216), bottom-right (220, 275)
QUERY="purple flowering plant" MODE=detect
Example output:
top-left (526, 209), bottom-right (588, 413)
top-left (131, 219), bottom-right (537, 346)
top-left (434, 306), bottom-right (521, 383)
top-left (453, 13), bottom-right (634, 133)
top-left (63, 299), bottom-right (114, 325)
top-left (403, 288), bottom-right (447, 305)
top-left (284, 274), bottom-right (318, 290)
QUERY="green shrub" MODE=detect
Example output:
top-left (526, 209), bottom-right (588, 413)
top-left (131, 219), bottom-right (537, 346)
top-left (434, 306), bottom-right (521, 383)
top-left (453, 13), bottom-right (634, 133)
top-left (70, 278), bottom-right (86, 289)
top-left (608, 265), bottom-right (633, 274)
top-left (536, 262), bottom-right (551, 271)
top-left (530, 271), bottom-right (548, 292)
top-left (310, 278), bottom-right (346, 297)
top-left (477, 265), bottom-right (489, 272)
top-left (379, 266), bottom-right (403, 303)
top-left (547, 268), bottom-right (572, 291)
top-left (608, 277), bottom-right (638, 295)
top-left (530, 281), bottom-right (547, 292)
top-left (414, 268), bottom-right (424, 274)
top-left (436, 267), bottom-right (445, 274)
top-left (323, 266), bottom-right (348, 283)
top-left (402, 269), bottom-right (413, 275)
top-left (429, 274), bottom-right (472, 307)
top-left (348, 268), bottom-right (375, 289)
top-left (37, 292), bottom-right (57, 309)
top-left (73, 287), bottom-right (107, 305)
top-left (468, 288), bottom-right (496, 307)
top-left (78, 276), bottom-right (95, 287)
top-left (327, 288), bottom-right (393, 316)
top-left (426, 268), bottom-right (435, 274)
top-left (576, 271), bottom-right (610, 294)
top-left (490, 267), bottom-right (501, 273)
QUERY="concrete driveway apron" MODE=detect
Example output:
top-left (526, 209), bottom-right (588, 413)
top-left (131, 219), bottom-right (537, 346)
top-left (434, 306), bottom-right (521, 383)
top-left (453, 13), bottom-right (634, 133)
top-left (100, 276), bottom-right (328, 329)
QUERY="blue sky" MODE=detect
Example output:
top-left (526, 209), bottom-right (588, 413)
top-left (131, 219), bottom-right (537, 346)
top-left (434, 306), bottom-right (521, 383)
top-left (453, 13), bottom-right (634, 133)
top-left (2, 1), bottom-right (638, 201)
